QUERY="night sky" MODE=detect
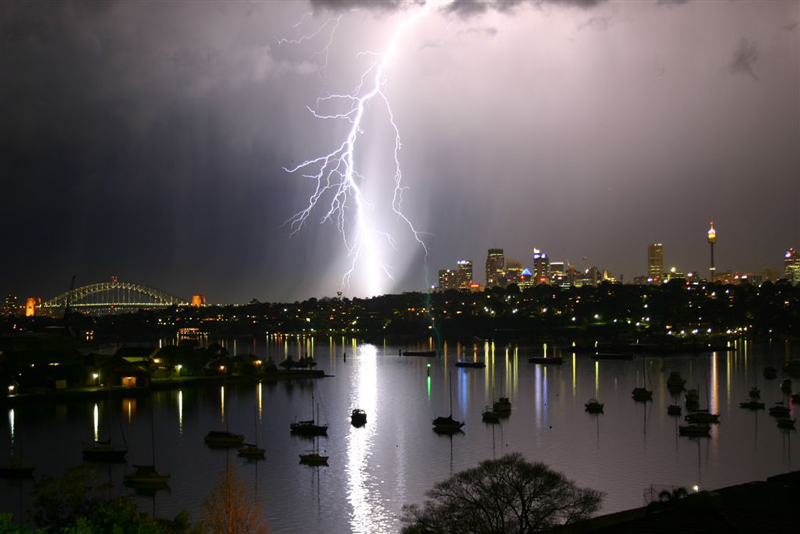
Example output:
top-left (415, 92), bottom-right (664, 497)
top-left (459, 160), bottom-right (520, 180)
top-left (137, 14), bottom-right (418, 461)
top-left (2, 0), bottom-right (798, 303)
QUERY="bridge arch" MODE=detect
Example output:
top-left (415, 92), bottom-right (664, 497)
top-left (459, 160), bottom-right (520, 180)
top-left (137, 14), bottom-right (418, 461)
top-left (41, 281), bottom-right (188, 309)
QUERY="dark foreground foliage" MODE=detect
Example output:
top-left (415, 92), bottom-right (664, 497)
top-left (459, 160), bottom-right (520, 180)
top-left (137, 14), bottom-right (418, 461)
top-left (401, 453), bottom-right (604, 534)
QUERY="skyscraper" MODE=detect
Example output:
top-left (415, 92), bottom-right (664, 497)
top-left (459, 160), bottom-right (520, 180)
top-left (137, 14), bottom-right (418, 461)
top-left (485, 248), bottom-right (505, 288)
top-left (785, 248), bottom-right (800, 285)
top-left (708, 222), bottom-right (717, 281)
top-left (438, 269), bottom-right (457, 291)
top-left (456, 260), bottom-right (473, 289)
top-left (647, 243), bottom-right (663, 281)
top-left (532, 248), bottom-right (549, 285)
top-left (505, 260), bottom-right (523, 287)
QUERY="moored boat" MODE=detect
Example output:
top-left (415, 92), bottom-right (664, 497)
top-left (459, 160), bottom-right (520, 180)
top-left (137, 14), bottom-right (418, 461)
top-left (585, 398), bottom-right (604, 413)
top-left (781, 378), bottom-right (792, 393)
top-left (205, 430), bottom-right (245, 447)
top-left (123, 465), bottom-right (170, 486)
top-left (632, 387), bottom-right (653, 401)
top-left (777, 418), bottom-right (796, 430)
top-left (433, 372), bottom-right (465, 433)
top-left (493, 397), bottom-right (512, 415)
top-left (769, 403), bottom-right (790, 418)
top-left (350, 409), bottom-right (367, 426)
top-left (403, 350), bottom-right (436, 357)
top-left (455, 361), bottom-right (485, 368)
top-left (667, 372), bottom-right (686, 390)
top-left (481, 409), bottom-right (500, 424)
top-left (299, 452), bottom-right (329, 466)
top-left (667, 405), bottom-right (682, 416)
top-left (740, 399), bottom-right (765, 410)
top-left (83, 440), bottom-right (128, 462)
top-left (238, 444), bottom-right (265, 459)
top-left (685, 411), bottom-right (719, 424)
top-left (749, 387), bottom-right (761, 399)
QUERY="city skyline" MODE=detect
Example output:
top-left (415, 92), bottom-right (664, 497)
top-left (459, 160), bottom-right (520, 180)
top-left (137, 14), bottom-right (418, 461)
top-left (2, 0), bottom-right (798, 303)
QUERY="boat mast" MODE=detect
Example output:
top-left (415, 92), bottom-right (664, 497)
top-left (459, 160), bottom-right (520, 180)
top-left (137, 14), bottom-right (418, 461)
top-left (151, 408), bottom-right (156, 467)
top-left (449, 371), bottom-right (453, 418)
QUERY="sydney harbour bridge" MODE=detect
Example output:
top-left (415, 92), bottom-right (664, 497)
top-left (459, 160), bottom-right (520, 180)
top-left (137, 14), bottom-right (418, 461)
top-left (38, 280), bottom-right (190, 313)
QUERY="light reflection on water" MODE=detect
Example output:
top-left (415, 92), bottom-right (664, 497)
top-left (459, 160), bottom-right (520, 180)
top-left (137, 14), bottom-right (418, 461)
top-left (2, 338), bottom-right (800, 533)
top-left (346, 344), bottom-right (392, 533)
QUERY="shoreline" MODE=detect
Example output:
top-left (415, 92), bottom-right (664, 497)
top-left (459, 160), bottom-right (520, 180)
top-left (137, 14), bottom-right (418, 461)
top-left (1, 369), bottom-right (326, 405)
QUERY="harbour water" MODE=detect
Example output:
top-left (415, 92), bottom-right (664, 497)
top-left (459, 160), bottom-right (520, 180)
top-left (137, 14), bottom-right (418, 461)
top-left (2, 337), bottom-right (799, 532)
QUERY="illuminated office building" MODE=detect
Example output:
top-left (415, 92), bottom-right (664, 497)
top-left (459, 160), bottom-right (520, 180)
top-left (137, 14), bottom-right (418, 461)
top-left (505, 260), bottom-right (523, 287)
top-left (532, 248), bottom-right (549, 285)
top-left (438, 269), bottom-right (457, 291)
top-left (456, 260), bottom-right (473, 289)
top-left (647, 243), bottom-right (664, 282)
top-left (485, 249), bottom-right (505, 288)
top-left (786, 248), bottom-right (800, 285)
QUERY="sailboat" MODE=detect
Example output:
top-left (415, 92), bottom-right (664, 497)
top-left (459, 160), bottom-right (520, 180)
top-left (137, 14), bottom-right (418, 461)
top-left (83, 388), bottom-right (128, 461)
top-left (433, 372), bottom-right (464, 433)
top-left (205, 383), bottom-right (244, 447)
top-left (688, 357), bottom-right (720, 423)
top-left (124, 408), bottom-right (170, 487)
top-left (631, 358), bottom-right (652, 401)
top-left (239, 407), bottom-right (265, 459)
top-left (299, 433), bottom-right (328, 466)
top-left (290, 387), bottom-right (328, 437)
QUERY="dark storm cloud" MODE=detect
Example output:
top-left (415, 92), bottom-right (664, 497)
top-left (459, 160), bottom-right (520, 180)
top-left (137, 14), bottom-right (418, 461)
top-left (728, 38), bottom-right (760, 80)
top-left (309, 0), bottom-right (605, 16)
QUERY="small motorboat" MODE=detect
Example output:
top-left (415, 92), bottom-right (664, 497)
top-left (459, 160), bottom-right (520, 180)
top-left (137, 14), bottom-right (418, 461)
top-left (493, 397), bottom-right (512, 415)
top-left (763, 367), bottom-right (777, 380)
top-left (740, 399), bottom-right (765, 410)
top-left (685, 389), bottom-right (700, 406)
top-left (632, 387), bottom-right (653, 401)
top-left (585, 399), bottom-right (604, 413)
top-left (455, 361), bottom-right (485, 368)
top-left (777, 418), bottom-right (796, 430)
top-left (528, 357), bottom-right (563, 365)
top-left (769, 403), bottom-right (791, 418)
top-left (667, 372), bottom-right (686, 390)
top-left (350, 409), bottom-right (367, 426)
top-left (685, 411), bottom-right (719, 424)
top-left (749, 387), bottom-right (761, 399)
top-left (667, 405), bottom-right (682, 416)
top-left (679, 424), bottom-right (711, 437)
top-left (204, 430), bottom-right (245, 448)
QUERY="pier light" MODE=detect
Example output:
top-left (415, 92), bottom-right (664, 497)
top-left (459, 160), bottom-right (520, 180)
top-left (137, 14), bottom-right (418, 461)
top-left (693, 485), bottom-right (699, 492)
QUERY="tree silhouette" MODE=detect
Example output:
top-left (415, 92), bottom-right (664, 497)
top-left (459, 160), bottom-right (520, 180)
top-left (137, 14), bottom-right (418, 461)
top-left (401, 453), bottom-right (603, 533)
top-left (198, 464), bottom-right (268, 534)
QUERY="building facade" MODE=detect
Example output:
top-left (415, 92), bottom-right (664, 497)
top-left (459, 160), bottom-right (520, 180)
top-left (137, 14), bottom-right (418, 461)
top-left (456, 260), bottom-right (473, 289)
top-left (786, 248), bottom-right (800, 285)
top-left (485, 248), bottom-right (505, 289)
top-left (532, 248), bottom-right (549, 285)
top-left (647, 243), bottom-right (664, 282)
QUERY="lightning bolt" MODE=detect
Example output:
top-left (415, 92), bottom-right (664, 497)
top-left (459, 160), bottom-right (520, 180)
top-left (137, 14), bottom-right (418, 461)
top-left (282, 1), bottom-right (451, 296)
